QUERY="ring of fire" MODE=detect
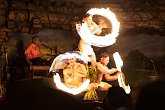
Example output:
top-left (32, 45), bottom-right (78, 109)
top-left (76, 8), bottom-right (120, 47)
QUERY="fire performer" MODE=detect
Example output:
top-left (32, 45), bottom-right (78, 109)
top-left (63, 57), bottom-right (87, 88)
top-left (78, 14), bottom-right (102, 67)
top-left (96, 52), bottom-right (125, 91)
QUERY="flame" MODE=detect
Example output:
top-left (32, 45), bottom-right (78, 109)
top-left (113, 52), bottom-right (131, 94)
top-left (87, 8), bottom-right (120, 36)
top-left (49, 52), bottom-right (88, 73)
top-left (53, 73), bottom-right (90, 95)
top-left (113, 52), bottom-right (123, 72)
top-left (118, 74), bottom-right (131, 94)
top-left (76, 8), bottom-right (120, 47)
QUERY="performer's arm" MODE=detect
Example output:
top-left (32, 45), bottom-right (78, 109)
top-left (104, 72), bottom-right (125, 81)
top-left (108, 68), bottom-right (118, 74)
top-left (63, 67), bottom-right (74, 78)
top-left (97, 62), bottom-right (118, 75)
top-left (91, 22), bottom-right (102, 35)
top-left (104, 72), bottom-right (119, 81)
top-left (63, 68), bottom-right (74, 83)
top-left (75, 64), bottom-right (87, 77)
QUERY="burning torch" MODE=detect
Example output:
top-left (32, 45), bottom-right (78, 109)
top-left (113, 52), bottom-right (131, 94)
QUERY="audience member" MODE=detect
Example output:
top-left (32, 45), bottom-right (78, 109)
top-left (135, 80), bottom-right (165, 110)
top-left (103, 86), bottom-right (133, 110)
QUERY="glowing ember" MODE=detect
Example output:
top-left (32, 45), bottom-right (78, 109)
top-left (76, 8), bottom-right (120, 47)
top-left (53, 73), bottom-right (90, 95)
top-left (113, 52), bottom-right (123, 72)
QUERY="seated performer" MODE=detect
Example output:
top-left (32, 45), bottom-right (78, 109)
top-left (24, 35), bottom-right (42, 65)
top-left (63, 57), bottom-right (87, 88)
top-left (96, 52), bottom-right (125, 91)
top-left (78, 14), bottom-right (102, 67)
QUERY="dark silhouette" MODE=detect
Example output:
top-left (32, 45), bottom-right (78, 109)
top-left (103, 86), bottom-right (133, 110)
top-left (1, 78), bottom-right (90, 110)
top-left (135, 80), bottom-right (165, 110)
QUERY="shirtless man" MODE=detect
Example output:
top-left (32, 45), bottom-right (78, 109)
top-left (63, 58), bottom-right (87, 88)
top-left (96, 52), bottom-right (125, 91)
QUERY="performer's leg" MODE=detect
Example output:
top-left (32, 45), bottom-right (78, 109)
top-left (97, 82), bottom-right (112, 91)
top-left (86, 83), bottom-right (99, 91)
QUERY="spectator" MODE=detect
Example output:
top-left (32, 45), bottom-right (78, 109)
top-left (135, 80), bottom-right (165, 110)
top-left (103, 86), bottom-right (133, 110)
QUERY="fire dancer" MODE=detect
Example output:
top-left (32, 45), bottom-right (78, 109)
top-left (78, 14), bottom-right (102, 67)
top-left (63, 57), bottom-right (87, 88)
top-left (96, 52), bottom-right (125, 91)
